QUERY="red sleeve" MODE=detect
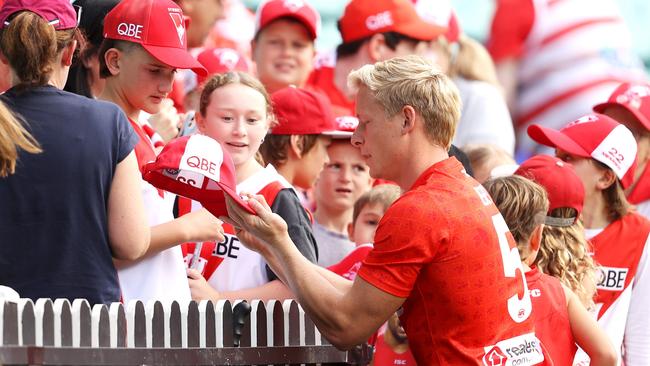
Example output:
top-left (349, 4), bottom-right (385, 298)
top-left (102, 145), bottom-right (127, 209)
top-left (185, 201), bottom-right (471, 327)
top-left (487, 0), bottom-right (536, 62)
top-left (357, 194), bottom-right (445, 297)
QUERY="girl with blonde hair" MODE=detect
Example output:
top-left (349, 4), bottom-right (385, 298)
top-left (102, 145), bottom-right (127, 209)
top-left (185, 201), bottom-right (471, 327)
top-left (183, 72), bottom-right (318, 301)
top-left (515, 155), bottom-right (598, 309)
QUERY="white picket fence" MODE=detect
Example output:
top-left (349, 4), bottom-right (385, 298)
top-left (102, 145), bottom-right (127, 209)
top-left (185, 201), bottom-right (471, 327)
top-left (0, 298), bottom-right (372, 365)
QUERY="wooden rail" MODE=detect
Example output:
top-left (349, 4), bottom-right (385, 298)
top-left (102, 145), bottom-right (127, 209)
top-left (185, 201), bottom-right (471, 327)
top-left (0, 299), bottom-right (372, 365)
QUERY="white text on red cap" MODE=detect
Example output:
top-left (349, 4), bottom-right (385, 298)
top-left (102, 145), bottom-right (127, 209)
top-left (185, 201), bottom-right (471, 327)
top-left (616, 85), bottom-right (650, 110)
top-left (283, 0), bottom-right (306, 12)
top-left (117, 23), bottom-right (143, 39)
top-left (565, 114), bottom-right (599, 128)
top-left (366, 11), bottom-right (393, 31)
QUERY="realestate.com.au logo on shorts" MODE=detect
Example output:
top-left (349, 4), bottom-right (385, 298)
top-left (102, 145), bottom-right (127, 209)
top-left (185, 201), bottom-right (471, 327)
top-left (482, 333), bottom-right (545, 366)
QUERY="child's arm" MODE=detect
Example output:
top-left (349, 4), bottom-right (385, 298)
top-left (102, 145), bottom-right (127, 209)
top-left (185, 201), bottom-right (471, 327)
top-left (564, 285), bottom-right (617, 366)
top-left (186, 269), bottom-right (294, 302)
top-left (146, 208), bottom-right (225, 255)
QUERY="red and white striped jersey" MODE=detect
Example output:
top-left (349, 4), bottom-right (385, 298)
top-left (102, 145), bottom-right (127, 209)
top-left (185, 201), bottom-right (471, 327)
top-left (489, 0), bottom-right (646, 157)
top-left (574, 212), bottom-right (650, 365)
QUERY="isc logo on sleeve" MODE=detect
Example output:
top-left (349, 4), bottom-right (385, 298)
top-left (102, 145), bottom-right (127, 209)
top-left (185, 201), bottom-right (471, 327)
top-left (596, 266), bottom-right (628, 291)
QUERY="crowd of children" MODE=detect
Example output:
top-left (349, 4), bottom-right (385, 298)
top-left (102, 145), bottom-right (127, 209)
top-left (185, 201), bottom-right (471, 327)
top-left (1, 0), bottom-right (650, 364)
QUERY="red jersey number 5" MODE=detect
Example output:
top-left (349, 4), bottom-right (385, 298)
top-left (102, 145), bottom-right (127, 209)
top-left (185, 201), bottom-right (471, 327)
top-left (492, 214), bottom-right (532, 323)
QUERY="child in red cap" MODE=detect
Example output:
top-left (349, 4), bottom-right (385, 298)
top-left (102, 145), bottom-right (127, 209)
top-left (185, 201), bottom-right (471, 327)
top-left (98, 0), bottom-right (226, 304)
top-left (182, 72), bottom-right (317, 301)
top-left (515, 155), bottom-right (597, 310)
top-left (251, 0), bottom-right (320, 93)
top-left (594, 82), bottom-right (650, 219)
top-left (484, 174), bottom-right (617, 365)
top-left (260, 86), bottom-right (339, 194)
top-left (528, 114), bottom-right (650, 364)
top-left (312, 116), bottom-right (373, 266)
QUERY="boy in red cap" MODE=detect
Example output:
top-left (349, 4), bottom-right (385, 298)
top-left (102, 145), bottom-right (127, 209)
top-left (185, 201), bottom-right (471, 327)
top-left (306, 0), bottom-right (445, 116)
top-left (312, 116), bottom-right (373, 266)
top-left (98, 0), bottom-right (226, 304)
top-left (252, 0), bottom-right (320, 93)
top-left (528, 114), bottom-right (650, 364)
top-left (594, 82), bottom-right (650, 219)
top-left (259, 86), bottom-right (339, 195)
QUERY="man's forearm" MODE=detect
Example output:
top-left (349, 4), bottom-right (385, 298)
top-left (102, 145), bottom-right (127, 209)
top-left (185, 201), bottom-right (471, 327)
top-left (266, 235), bottom-right (366, 346)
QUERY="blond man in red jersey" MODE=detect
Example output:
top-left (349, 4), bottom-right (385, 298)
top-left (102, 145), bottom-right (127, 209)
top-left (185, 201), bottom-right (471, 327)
top-left (223, 55), bottom-right (544, 365)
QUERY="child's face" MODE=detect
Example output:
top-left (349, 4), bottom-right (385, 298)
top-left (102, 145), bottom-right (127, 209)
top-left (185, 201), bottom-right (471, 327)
top-left (114, 46), bottom-right (176, 115)
top-left (314, 141), bottom-right (372, 213)
top-left (294, 135), bottom-right (331, 190)
top-left (197, 83), bottom-right (269, 167)
top-left (252, 18), bottom-right (315, 93)
top-left (555, 149), bottom-right (606, 200)
top-left (349, 202), bottom-right (385, 245)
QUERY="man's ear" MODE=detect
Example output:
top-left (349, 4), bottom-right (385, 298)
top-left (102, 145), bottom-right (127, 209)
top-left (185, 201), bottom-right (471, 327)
top-left (61, 40), bottom-right (77, 67)
top-left (103, 48), bottom-right (123, 77)
top-left (289, 135), bottom-right (304, 158)
top-left (400, 105), bottom-right (417, 135)
top-left (596, 168), bottom-right (617, 190)
top-left (366, 33), bottom-right (387, 62)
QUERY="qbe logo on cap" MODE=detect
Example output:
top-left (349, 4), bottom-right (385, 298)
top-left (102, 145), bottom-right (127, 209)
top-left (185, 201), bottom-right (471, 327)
top-left (365, 11), bottom-right (393, 31)
top-left (179, 135), bottom-right (224, 183)
top-left (117, 23), bottom-right (144, 39)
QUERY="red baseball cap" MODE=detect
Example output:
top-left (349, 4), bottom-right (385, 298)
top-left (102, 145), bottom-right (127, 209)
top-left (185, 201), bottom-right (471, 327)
top-left (593, 82), bottom-right (650, 131)
top-left (103, 0), bottom-right (206, 75)
top-left (338, 0), bottom-right (447, 44)
top-left (412, 0), bottom-right (461, 43)
top-left (270, 86), bottom-right (342, 136)
top-left (196, 48), bottom-right (251, 85)
top-left (142, 135), bottom-right (254, 218)
top-left (527, 114), bottom-right (638, 189)
top-left (255, 0), bottom-right (320, 40)
top-left (0, 0), bottom-right (78, 30)
top-left (515, 155), bottom-right (585, 227)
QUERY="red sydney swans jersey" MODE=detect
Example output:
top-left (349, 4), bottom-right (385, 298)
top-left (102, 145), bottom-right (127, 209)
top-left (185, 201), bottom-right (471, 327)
top-left (357, 158), bottom-right (544, 365)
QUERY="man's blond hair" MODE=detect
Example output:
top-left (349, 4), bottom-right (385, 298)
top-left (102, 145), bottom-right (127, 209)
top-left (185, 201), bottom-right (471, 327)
top-left (347, 55), bottom-right (461, 149)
